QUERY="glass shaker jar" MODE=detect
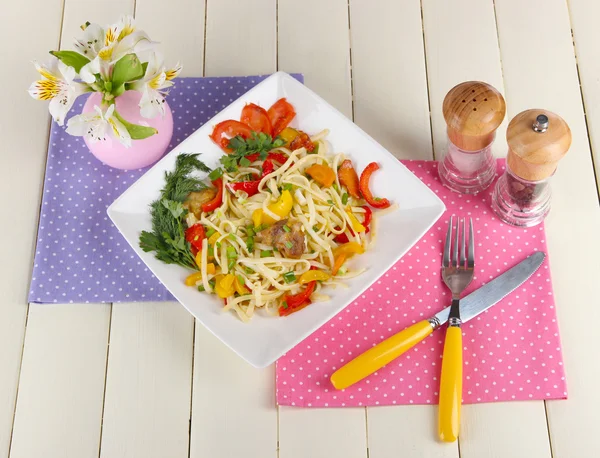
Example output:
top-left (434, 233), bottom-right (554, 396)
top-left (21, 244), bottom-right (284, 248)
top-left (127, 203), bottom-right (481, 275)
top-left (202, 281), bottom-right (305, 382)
top-left (438, 81), bottom-right (506, 194)
top-left (491, 109), bottom-right (571, 227)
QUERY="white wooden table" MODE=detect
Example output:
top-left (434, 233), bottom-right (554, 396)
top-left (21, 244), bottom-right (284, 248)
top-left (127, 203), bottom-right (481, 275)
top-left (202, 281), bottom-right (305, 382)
top-left (3, 0), bottom-right (600, 457)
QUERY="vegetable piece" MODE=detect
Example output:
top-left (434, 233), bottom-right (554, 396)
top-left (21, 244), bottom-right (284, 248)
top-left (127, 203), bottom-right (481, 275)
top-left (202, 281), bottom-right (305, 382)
top-left (279, 127), bottom-right (299, 144)
top-left (214, 274), bottom-right (235, 298)
top-left (221, 133), bottom-right (286, 172)
top-left (226, 179), bottom-right (260, 197)
top-left (279, 280), bottom-right (316, 316)
top-left (359, 162), bottom-right (391, 209)
top-left (206, 263), bottom-right (216, 275)
top-left (332, 253), bottom-right (347, 276)
top-left (234, 275), bottom-right (249, 295)
top-left (201, 178), bottom-right (223, 213)
top-left (185, 224), bottom-right (206, 252)
top-left (289, 130), bottom-right (315, 152)
top-left (208, 232), bottom-right (220, 246)
top-left (362, 205), bottom-right (373, 227)
top-left (283, 271), bottom-right (297, 284)
top-left (226, 246), bottom-right (238, 270)
top-left (334, 241), bottom-right (365, 258)
top-left (244, 152), bottom-right (289, 166)
top-left (260, 250), bottom-right (273, 258)
top-left (185, 272), bottom-right (203, 286)
top-left (346, 210), bottom-right (366, 233)
top-left (299, 270), bottom-right (331, 284)
top-left (240, 103), bottom-right (273, 135)
top-left (334, 205), bottom-right (373, 243)
top-left (267, 98), bottom-right (296, 136)
top-left (183, 188), bottom-right (218, 218)
top-left (210, 120), bottom-right (253, 153)
top-left (338, 159), bottom-right (361, 199)
top-left (306, 164), bottom-right (336, 187)
top-left (252, 190), bottom-right (294, 226)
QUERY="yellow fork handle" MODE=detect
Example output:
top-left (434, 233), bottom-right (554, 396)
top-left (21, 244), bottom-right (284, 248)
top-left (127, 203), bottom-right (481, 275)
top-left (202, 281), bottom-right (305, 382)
top-left (438, 326), bottom-right (463, 442)
top-left (330, 320), bottom-right (434, 390)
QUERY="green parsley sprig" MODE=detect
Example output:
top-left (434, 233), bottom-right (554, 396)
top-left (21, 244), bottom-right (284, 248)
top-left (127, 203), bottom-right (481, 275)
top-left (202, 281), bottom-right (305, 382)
top-left (219, 131), bottom-right (285, 173)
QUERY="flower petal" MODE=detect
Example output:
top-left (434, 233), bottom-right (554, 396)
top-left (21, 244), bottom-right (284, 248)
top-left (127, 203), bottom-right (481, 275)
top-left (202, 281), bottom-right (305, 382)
top-left (165, 63), bottom-right (182, 81)
top-left (107, 116), bottom-right (132, 148)
top-left (48, 85), bottom-right (78, 126)
top-left (79, 58), bottom-right (100, 84)
top-left (139, 86), bottom-right (165, 119)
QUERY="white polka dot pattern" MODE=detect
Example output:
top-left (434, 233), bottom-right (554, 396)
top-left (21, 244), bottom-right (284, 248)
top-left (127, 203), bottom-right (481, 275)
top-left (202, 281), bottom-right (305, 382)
top-left (29, 75), bottom-right (304, 304)
top-left (276, 160), bottom-right (567, 408)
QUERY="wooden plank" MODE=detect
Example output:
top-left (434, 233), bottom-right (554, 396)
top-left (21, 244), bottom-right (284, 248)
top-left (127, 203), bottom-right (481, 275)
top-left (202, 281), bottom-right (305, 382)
top-left (421, 0), bottom-right (553, 456)
top-left (189, 328), bottom-right (278, 458)
top-left (279, 407), bottom-right (367, 458)
top-left (278, 0), bottom-right (352, 118)
top-left (99, 302), bottom-right (194, 458)
top-left (349, 0), bottom-right (432, 160)
top-left (569, 0), bottom-right (600, 188)
top-left (349, 1), bottom-right (458, 455)
top-left (422, 0), bottom-right (507, 159)
top-left (10, 304), bottom-right (110, 458)
top-left (494, 1), bottom-right (600, 457)
top-left (276, 2), bottom-right (367, 456)
top-left (204, 0), bottom-right (276, 77)
top-left (0, 0), bottom-right (74, 456)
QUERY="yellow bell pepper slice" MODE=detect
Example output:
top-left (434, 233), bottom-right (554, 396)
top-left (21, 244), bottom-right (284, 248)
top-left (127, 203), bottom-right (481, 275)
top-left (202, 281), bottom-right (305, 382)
top-left (253, 190), bottom-right (294, 226)
top-left (279, 127), bottom-right (299, 145)
top-left (214, 273), bottom-right (235, 298)
top-left (334, 242), bottom-right (365, 258)
top-left (185, 272), bottom-right (203, 286)
top-left (208, 232), bottom-right (220, 246)
top-left (299, 270), bottom-right (331, 284)
top-left (234, 275), bottom-right (250, 295)
top-left (346, 210), bottom-right (366, 233)
top-left (332, 253), bottom-right (347, 276)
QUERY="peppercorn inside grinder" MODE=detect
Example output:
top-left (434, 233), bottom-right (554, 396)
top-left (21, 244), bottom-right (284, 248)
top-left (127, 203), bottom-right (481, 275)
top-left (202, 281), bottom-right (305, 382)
top-left (491, 109), bottom-right (571, 227)
top-left (438, 81), bottom-right (506, 194)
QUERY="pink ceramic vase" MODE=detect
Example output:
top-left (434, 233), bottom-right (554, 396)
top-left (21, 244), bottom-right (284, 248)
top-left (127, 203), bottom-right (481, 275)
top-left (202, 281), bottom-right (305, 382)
top-left (81, 91), bottom-right (174, 170)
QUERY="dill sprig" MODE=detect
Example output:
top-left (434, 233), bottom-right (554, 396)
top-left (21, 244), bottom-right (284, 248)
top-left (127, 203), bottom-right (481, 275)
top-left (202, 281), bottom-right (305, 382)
top-left (139, 153), bottom-right (212, 269)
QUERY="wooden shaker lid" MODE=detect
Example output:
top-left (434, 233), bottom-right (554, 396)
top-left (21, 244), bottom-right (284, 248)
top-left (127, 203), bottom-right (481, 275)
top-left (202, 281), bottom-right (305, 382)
top-left (443, 81), bottom-right (506, 151)
top-left (506, 109), bottom-right (571, 181)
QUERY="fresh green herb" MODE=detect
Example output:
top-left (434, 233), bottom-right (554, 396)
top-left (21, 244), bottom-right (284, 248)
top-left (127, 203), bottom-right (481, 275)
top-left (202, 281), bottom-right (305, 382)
top-left (239, 157), bottom-right (251, 167)
top-left (374, 197), bottom-right (382, 202)
top-left (236, 275), bottom-right (246, 286)
top-left (229, 234), bottom-right (236, 241)
top-left (283, 271), bottom-right (297, 283)
top-left (312, 225), bottom-right (319, 232)
top-left (283, 225), bottom-right (291, 233)
top-left (282, 301), bottom-right (289, 309)
top-left (246, 226), bottom-right (255, 237)
top-left (209, 279), bottom-right (216, 289)
top-left (139, 154), bottom-right (212, 269)
top-left (197, 284), bottom-right (205, 292)
top-left (260, 250), bottom-right (273, 258)
top-left (226, 246), bottom-right (238, 270)
top-left (205, 228), bottom-right (216, 238)
top-left (282, 183), bottom-right (294, 192)
top-left (255, 224), bottom-right (268, 232)
top-left (312, 143), bottom-right (319, 155)
top-left (216, 241), bottom-right (221, 250)
top-left (208, 168), bottom-right (224, 181)
top-left (246, 236), bottom-right (255, 252)
top-left (220, 132), bottom-right (285, 172)
top-left (245, 267), bottom-right (255, 274)
top-left (285, 241), bottom-right (293, 249)
top-left (342, 193), bottom-right (349, 205)
top-left (333, 183), bottom-right (340, 193)
top-left (327, 199), bottom-right (334, 205)
top-left (207, 246), bottom-right (214, 257)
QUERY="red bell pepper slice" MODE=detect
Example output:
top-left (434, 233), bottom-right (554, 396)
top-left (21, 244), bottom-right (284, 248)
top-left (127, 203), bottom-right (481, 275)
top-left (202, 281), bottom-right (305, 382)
top-left (359, 162), bottom-right (391, 209)
top-left (226, 180), bottom-right (260, 196)
top-left (279, 280), bottom-right (316, 316)
top-left (243, 152), bottom-right (288, 166)
top-left (185, 224), bottom-right (206, 252)
top-left (334, 206), bottom-right (373, 243)
top-left (201, 178), bottom-right (223, 213)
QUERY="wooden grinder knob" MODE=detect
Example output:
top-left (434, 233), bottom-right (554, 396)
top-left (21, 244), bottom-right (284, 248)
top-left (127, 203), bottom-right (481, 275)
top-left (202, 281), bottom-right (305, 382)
top-left (443, 81), bottom-right (506, 151)
top-left (506, 109), bottom-right (571, 181)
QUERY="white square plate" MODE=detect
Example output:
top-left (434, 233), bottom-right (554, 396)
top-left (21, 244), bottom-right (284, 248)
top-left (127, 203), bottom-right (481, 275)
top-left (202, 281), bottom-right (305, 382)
top-left (108, 72), bottom-right (445, 368)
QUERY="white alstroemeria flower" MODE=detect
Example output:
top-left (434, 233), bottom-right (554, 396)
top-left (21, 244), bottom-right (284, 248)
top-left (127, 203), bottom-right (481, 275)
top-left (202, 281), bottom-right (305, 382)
top-left (130, 52), bottom-right (182, 118)
top-left (66, 104), bottom-right (132, 147)
top-left (28, 57), bottom-right (89, 126)
top-left (73, 22), bottom-right (105, 59)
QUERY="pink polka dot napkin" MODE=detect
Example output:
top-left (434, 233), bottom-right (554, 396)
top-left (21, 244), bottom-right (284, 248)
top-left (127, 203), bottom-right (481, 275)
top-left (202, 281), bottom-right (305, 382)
top-left (276, 159), bottom-right (567, 407)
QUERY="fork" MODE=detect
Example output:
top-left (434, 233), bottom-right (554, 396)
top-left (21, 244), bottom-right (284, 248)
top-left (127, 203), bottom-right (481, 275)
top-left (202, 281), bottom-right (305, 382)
top-left (438, 216), bottom-right (474, 442)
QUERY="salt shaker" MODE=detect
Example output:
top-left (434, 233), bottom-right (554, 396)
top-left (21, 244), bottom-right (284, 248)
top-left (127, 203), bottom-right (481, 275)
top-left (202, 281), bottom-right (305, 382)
top-left (438, 81), bottom-right (506, 194)
top-left (491, 109), bottom-right (571, 227)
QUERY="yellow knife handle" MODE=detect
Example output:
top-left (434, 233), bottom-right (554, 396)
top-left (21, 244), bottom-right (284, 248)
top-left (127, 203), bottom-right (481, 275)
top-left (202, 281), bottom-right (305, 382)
top-left (438, 326), bottom-right (463, 442)
top-left (330, 320), bottom-right (434, 390)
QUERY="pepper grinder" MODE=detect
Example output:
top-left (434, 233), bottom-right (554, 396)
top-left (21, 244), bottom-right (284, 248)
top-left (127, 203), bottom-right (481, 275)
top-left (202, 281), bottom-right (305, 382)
top-left (438, 81), bottom-right (506, 194)
top-left (491, 109), bottom-right (571, 227)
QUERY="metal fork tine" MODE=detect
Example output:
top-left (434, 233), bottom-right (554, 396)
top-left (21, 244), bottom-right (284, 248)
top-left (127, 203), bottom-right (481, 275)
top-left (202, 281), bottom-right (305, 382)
top-left (453, 217), bottom-right (459, 267)
top-left (443, 216), bottom-right (452, 267)
top-left (468, 217), bottom-right (475, 268)
top-left (460, 218), bottom-right (466, 267)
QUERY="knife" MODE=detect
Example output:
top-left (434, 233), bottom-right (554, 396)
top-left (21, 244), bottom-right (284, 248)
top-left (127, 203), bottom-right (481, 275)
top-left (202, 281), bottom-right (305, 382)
top-left (330, 251), bottom-right (546, 390)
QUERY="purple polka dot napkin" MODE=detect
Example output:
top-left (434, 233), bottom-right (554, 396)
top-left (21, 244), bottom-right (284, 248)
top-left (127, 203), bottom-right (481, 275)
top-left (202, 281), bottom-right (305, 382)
top-left (29, 74), bottom-right (303, 304)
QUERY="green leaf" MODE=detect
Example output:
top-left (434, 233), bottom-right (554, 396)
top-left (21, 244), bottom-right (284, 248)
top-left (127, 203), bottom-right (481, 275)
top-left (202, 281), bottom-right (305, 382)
top-left (114, 110), bottom-right (158, 140)
top-left (208, 168), bottom-right (224, 181)
top-left (112, 54), bottom-right (144, 88)
top-left (342, 193), bottom-right (349, 205)
top-left (50, 50), bottom-right (90, 73)
top-left (283, 271), bottom-right (296, 283)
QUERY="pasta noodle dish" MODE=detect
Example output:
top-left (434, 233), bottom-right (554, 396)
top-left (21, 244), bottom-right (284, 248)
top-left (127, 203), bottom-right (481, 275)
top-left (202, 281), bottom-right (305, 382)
top-left (140, 98), bottom-right (394, 321)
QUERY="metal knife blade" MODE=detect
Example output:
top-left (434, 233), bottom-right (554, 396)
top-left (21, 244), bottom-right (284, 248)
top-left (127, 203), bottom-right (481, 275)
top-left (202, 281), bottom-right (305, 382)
top-left (432, 251), bottom-right (546, 326)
